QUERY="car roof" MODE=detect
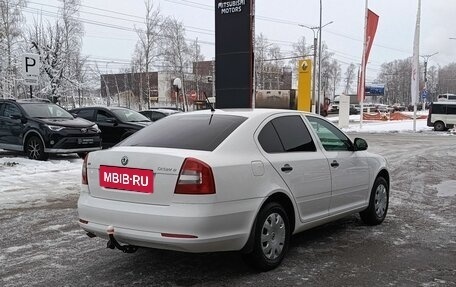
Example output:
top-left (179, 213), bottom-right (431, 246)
top-left (72, 106), bottom-right (134, 111)
top-left (432, 102), bottom-right (456, 105)
top-left (142, 108), bottom-right (180, 114)
top-left (0, 98), bottom-right (52, 104)
top-left (170, 108), bottom-right (312, 120)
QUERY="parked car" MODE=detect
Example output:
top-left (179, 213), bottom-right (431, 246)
top-left (70, 106), bottom-right (151, 148)
top-left (0, 99), bottom-right (101, 160)
top-left (148, 106), bottom-right (184, 112)
top-left (375, 104), bottom-right (394, 113)
top-left (78, 109), bottom-right (390, 271)
top-left (139, 108), bottom-right (181, 122)
top-left (350, 104), bottom-right (360, 115)
top-left (427, 101), bottom-right (456, 131)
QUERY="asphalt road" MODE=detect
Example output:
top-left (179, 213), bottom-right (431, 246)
top-left (1, 133), bottom-right (455, 287)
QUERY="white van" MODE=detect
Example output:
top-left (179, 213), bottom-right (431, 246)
top-left (427, 101), bottom-right (456, 131)
top-left (437, 93), bottom-right (456, 102)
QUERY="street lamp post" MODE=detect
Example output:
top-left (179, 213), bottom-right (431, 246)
top-left (421, 52), bottom-right (438, 107)
top-left (298, 25), bottom-right (318, 113)
top-left (318, 0), bottom-right (323, 115)
top-left (299, 20), bottom-right (333, 115)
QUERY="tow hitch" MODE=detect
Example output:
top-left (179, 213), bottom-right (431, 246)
top-left (106, 225), bottom-right (138, 254)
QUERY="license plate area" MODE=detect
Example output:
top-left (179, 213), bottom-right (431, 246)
top-left (78, 137), bottom-right (94, 145)
top-left (99, 165), bottom-right (154, 193)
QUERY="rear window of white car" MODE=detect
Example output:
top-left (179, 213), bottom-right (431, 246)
top-left (119, 114), bottom-right (247, 151)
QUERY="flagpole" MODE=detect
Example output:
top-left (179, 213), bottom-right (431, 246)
top-left (360, 0), bottom-right (368, 129)
top-left (412, 0), bottom-right (421, 132)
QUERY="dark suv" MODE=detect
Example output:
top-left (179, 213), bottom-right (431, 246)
top-left (69, 106), bottom-right (151, 148)
top-left (0, 99), bottom-right (101, 160)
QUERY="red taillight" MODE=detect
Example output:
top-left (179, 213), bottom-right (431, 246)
top-left (82, 154), bottom-right (88, 185)
top-left (174, 158), bottom-right (215, 195)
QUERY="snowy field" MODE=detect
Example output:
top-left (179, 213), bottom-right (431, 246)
top-left (0, 118), bottom-right (453, 210)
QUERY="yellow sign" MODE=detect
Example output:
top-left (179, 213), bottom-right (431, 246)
top-left (297, 59), bottom-right (312, 112)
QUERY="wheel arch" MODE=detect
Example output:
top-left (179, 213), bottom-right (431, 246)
top-left (23, 130), bottom-right (46, 150)
top-left (241, 191), bottom-right (296, 253)
top-left (434, 120), bottom-right (446, 131)
top-left (376, 169), bottom-right (390, 190)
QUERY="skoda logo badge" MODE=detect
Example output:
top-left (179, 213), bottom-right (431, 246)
top-left (81, 128), bottom-right (88, 133)
top-left (121, 156), bottom-right (128, 166)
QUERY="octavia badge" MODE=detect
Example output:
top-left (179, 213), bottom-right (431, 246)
top-left (121, 156), bottom-right (128, 166)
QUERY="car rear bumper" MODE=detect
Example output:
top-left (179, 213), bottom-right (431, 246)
top-left (45, 147), bottom-right (102, 153)
top-left (77, 190), bottom-right (261, 253)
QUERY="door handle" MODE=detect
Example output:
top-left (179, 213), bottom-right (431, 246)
top-left (330, 160), bottom-right (339, 168)
top-left (281, 164), bottom-right (293, 172)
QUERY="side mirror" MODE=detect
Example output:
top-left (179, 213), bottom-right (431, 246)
top-left (71, 113), bottom-right (78, 118)
top-left (106, 118), bottom-right (117, 125)
top-left (354, 138), bottom-right (368, 151)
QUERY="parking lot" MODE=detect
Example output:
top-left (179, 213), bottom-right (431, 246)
top-left (1, 133), bottom-right (455, 287)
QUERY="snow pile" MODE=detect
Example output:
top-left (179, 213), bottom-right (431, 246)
top-left (0, 156), bottom-right (82, 209)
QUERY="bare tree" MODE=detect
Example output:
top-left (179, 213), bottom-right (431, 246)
top-left (189, 37), bottom-right (204, 100)
top-left (377, 58), bottom-right (413, 105)
top-left (254, 33), bottom-right (269, 90)
top-left (437, 63), bottom-right (456, 97)
top-left (266, 44), bottom-right (283, 90)
top-left (134, 0), bottom-right (162, 110)
top-left (60, 0), bottom-right (84, 107)
top-left (161, 17), bottom-right (190, 110)
top-left (290, 36), bottom-right (309, 67)
top-left (329, 59), bottom-right (341, 99)
top-left (28, 18), bottom-right (66, 100)
top-left (319, 43), bottom-right (335, 98)
top-left (344, 63), bottom-right (357, 94)
top-left (0, 0), bottom-right (26, 98)
top-left (426, 65), bottom-right (438, 101)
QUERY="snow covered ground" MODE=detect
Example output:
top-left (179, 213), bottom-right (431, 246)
top-left (0, 118), bottom-right (453, 210)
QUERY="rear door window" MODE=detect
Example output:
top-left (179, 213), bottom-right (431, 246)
top-left (120, 114), bottom-right (247, 151)
top-left (258, 115), bottom-right (316, 153)
top-left (96, 109), bottom-right (116, 122)
top-left (75, 109), bottom-right (95, 120)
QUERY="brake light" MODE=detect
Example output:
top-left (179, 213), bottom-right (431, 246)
top-left (174, 158), bottom-right (215, 195)
top-left (82, 154), bottom-right (88, 185)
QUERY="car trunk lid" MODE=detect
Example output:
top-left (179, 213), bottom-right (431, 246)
top-left (86, 147), bottom-right (188, 205)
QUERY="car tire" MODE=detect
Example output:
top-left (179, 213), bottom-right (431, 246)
top-left (26, 135), bottom-right (48, 161)
top-left (242, 202), bottom-right (290, 271)
top-left (434, 121), bottom-right (446, 131)
top-left (360, 176), bottom-right (389, 225)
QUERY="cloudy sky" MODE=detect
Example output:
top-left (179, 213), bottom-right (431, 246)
top-left (24, 0), bottom-right (456, 90)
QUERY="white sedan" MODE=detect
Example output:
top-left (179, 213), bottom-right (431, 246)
top-left (78, 109), bottom-right (389, 271)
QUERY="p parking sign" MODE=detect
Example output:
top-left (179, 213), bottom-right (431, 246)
top-left (22, 53), bottom-right (40, 86)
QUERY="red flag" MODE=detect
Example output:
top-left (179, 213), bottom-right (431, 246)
top-left (358, 9), bottom-right (379, 102)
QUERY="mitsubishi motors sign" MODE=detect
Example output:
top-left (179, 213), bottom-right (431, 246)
top-left (217, 0), bottom-right (246, 14)
top-left (215, 0), bottom-right (254, 108)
